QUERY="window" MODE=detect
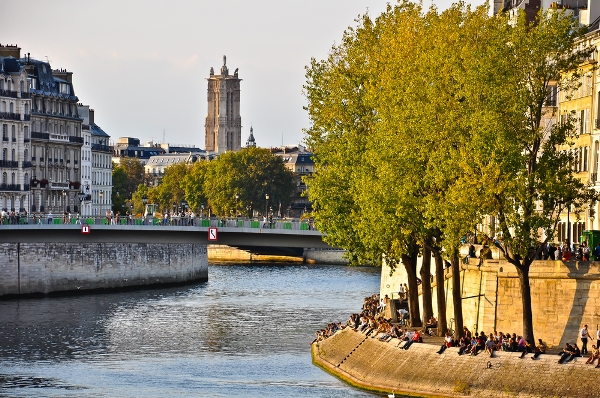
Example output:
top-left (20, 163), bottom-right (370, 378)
top-left (2, 148), bottom-right (6, 160)
top-left (11, 149), bottom-right (15, 161)
top-left (11, 172), bottom-right (15, 184)
top-left (2, 172), bottom-right (6, 184)
top-left (584, 147), bottom-right (589, 172)
top-left (11, 125), bottom-right (15, 141)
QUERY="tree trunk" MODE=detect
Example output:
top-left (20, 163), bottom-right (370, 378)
top-left (420, 247), bottom-right (433, 326)
top-left (435, 253), bottom-right (448, 336)
top-left (402, 252), bottom-right (422, 327)
top-left (515, 264), bottom-right (535, 344)
top-left (451, 253), bottom-right (464, 340)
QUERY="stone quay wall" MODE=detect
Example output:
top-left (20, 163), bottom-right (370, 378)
top-left (313, 328), bottom-right (600, 398)
top-left (0, 242), bottom-right (208, 297)
top-left (381, 257), bottom-right (600, 349)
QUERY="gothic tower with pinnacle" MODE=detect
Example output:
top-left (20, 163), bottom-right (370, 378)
top-left (205, 55), bottom-right (242, 153)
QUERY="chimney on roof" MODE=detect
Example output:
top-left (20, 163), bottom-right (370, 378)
top-left (89, 109), bottom-right (95, 125)
top-left (0, 43), bottom-right (21, 58)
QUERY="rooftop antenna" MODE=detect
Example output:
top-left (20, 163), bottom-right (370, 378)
top-left (44, 55), bottom-right (51, 64)
top-left (162, 129), bottom-right (165, 144)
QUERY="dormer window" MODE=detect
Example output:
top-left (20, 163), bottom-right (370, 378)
top-left (60, 83), bottom-right (70, 95)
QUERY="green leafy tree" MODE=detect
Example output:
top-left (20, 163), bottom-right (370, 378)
top-left (452, 9), bottom-right (598, 343)
top-left (148, 163), bottom-right (190, 213)
top-left (203, 147), bottom-right (295, 217)
top-left (182, 161), bottom-right (209, 213)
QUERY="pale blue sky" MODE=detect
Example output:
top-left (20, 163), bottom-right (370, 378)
top-left (1, 0), bottom-right (486, 149)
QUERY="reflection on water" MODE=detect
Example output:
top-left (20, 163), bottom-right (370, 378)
top-left (0, 263), bottom-right (382, 397)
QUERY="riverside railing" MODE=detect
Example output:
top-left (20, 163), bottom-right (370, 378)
top-left (0, 215), bottom-right (316, 231)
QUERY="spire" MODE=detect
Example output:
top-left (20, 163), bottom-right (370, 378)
top-left (246, 126), bottom-right (256, 148)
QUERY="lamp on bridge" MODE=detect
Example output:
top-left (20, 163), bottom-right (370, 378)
top-left (201, 203), bottom-right (204, 219)
top-left (62, 189), bottom-right (66, 218)
top-left (235, 193), bottom-right (239, 217)
top-left (99, 191), bottom-right (103, 217)
top-left (77, 190), bottom-right (87, 216)
top-left (265, 194), bottom-right (269, 218)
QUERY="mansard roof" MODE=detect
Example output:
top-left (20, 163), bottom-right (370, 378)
top-left (21, 58), bottom-right (78, 101)
top-left (91, 123), bottom-right (109, 138)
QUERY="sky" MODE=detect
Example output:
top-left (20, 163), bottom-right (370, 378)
top-left (2, 0), bottom-right (487, 150)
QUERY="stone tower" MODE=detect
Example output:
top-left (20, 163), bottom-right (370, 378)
top-left (205, 56), bottom-right (242, 153)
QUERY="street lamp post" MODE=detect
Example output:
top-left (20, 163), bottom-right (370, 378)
top-left (235, 193), bottom-right (239, 217)
top-left (77, 190), bottom-right (86, 217)
top-left (201, 203), bottom-right (204, 219)
top-left (99, 191), bottom-right (103, 220)
top-left (265, 194), bottom-right (269, 218)
top-left (62, 189), bottom-right (66, 223)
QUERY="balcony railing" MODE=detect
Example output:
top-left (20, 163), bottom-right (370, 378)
top-left (23, 114), bottom-right (30, 121)
top-left (31, 131), bottom-right (50, 140)
top-left (2, 136), bottom-right (7, 142)
top-left (0, 160), bottom-right (19, 168)
top-left (92, 144), bottom-right (113, 153)
top-left (0, 89), bottom-right (18, 98)
top-left (0, 183), bottom-right (22, 191)
top-left (69, 136), bottom-right (84, 144)
top-left (22, 161), bottom-right (33, 168)
top-left (0, 112), bottom-right (20, 121)
top-left (592, 173), bottom-right (598, 183)
top-left (20, 92), bottom-right (30, 99)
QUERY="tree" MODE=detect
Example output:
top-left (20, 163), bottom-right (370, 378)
top-left (148, 162), bottom-right (189, 213)
top-left (303, 1), bottom-right (596, 342)
top-left (454, 9), bottom-right (598, 343)
top-left (203, 147), bottom-right (295, 217)
top-left (181, 161), bottom-right (209, 213)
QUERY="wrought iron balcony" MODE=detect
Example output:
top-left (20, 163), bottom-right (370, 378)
top-left (31, 131), bottom-right (50, 140)
top-left (23, 114), bottom-right (30, 121)
top-left (22, 161), bottom-right (33, 168)
top-left (0, 160), bottom-right (19, 168)
top-left (0, 183), bottom-right (21, 191)
top-left (0, 89), bottom-right (17, 98)
top-left (69, 136), bottom-right (84, 144)
top-left (20, 92), bottom-right (30, 99)
top-left (92, 144), bottom-right (113, 153)
top-left (0, 112), bottom-right (20, 121)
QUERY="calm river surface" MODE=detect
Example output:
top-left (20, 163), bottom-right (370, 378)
top-left (0, 263), bottom-right (382, 397)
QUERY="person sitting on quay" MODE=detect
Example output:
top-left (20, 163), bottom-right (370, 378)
top-left (585, 345), bottom-right (600, 366)
top-left (485, 334), bottom-right (497, 357)
top-left (457, 336), bottom-right (470, 355)
top-left (558, 343), bottom-right (573, 363)
top-left (425, 316), bottom-right (437, 335)
top-left (470, 335), bottom-right (486, 356)
top-left (531, 339), bottom-right (547, 360)
top-left (402, 329), bottom-right (422, 350)
top-left (519, 339), bottom-right (535, 358)
top-left (437, 332), bottom-right (454, 355)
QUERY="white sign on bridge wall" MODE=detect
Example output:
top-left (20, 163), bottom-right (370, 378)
top-left (208, 227), bottom-right (218, 241)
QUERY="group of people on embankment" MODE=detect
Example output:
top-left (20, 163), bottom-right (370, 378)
top-left (313, 293), bottom-right (600, 369)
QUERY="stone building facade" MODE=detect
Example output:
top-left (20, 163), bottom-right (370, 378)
top-left (0, 44), bottom-right (32, 212)
top-left (204, 56), bottom-right (241, 153)
top-left (23, 54), bottom-right (83, 215)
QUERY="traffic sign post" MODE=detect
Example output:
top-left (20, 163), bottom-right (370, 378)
top-left (208, 227), bottom-right (218, 241)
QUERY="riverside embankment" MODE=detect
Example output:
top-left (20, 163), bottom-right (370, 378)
top-left (313, 328), bottom-right (599, 398)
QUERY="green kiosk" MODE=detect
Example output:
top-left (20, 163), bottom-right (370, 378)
top-left (580, 230), bottom-right (600, 260)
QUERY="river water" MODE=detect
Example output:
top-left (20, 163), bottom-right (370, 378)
top-left (0, 263), bottom-right (382, 397)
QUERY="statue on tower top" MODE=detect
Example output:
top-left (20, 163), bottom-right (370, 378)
top-left (221, 55), bottom-right (228, 75)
